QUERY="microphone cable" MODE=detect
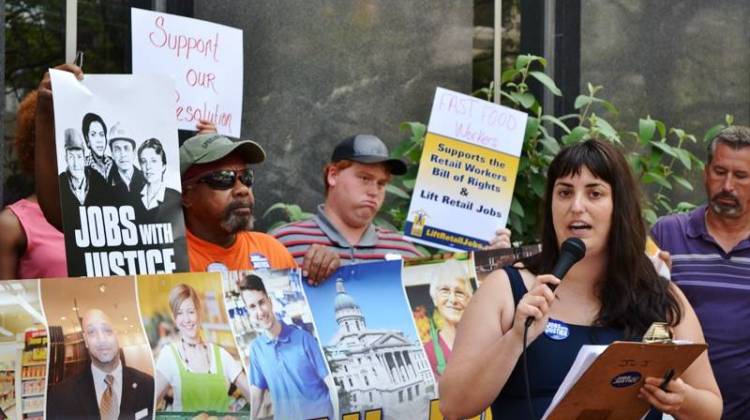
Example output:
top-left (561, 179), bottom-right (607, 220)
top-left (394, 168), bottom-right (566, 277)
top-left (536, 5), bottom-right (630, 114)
top-left (519, 237), bottom-right (586, 420)
top-left (523, 321), bottom-right (535, 420)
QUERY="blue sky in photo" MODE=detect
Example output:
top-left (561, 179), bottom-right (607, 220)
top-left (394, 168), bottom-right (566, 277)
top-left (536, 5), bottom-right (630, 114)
top-left (303, 260), bottom-right (418, 344)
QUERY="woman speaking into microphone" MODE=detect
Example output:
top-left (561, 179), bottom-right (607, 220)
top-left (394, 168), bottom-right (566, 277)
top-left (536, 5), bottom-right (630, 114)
top-left (439, 139), bottom-right (721, 419)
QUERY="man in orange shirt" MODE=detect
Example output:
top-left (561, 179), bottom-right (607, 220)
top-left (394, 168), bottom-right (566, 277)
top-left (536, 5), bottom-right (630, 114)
top-left (179, 133), bottom-right (296, 272)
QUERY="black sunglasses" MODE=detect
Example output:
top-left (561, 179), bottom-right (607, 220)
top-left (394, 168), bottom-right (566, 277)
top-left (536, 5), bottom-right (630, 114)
top-left (195, 168), bottom-right (254, 190)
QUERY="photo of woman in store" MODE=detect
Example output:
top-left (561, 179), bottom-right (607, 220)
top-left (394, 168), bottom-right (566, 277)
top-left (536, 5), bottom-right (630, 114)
top-left (155, 283), bottom-right (251, 412)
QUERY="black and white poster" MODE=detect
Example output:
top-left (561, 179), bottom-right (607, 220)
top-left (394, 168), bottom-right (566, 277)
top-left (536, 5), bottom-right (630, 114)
top-left (50, 70), bottom-right (188, 276)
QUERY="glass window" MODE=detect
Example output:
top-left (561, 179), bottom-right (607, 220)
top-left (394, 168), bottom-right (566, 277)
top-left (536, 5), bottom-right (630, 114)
top-left (3, 0), bottom-right (140, 205)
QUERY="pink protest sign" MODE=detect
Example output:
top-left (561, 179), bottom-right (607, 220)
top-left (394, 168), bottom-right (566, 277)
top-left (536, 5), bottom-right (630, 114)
top-left (131, 8), bottom-right (243, 136)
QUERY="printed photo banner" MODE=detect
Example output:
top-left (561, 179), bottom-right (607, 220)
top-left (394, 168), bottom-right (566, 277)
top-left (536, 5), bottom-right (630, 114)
top-left (131, 8), bottom-right (244, 136)
top-left (404, 87), bottom-right (528, 251)
top-left (0, 280), bottom-right (47, 420)
top-left (402, 254), bottom-right (494, 420)
top-left (41, 276), bottom-right (155, 420)
top-left (136, 272), bottom-right (249, 416)
top-left (50, 70), bottom-right (188, 276)
top-left (304, 260), bottom-right (437, 420)
top-left (402, 254), bottom-right (479, 390)
top-left (231, 269), bottom-right (334, 420)
top-left (0, 255), bottom-right (506, 419)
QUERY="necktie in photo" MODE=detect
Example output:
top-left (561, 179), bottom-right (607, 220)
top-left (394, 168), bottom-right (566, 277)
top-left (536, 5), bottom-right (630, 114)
top-left (99, 374), bottom-right (119, 420)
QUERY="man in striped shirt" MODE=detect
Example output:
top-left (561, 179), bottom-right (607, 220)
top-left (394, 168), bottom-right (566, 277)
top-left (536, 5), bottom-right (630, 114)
top-left (651, 125), bottom-right (750, 418)
top-left (273, 134), bottom-right (512, 285)
top-left (272, 134), bottom-right (423, 283)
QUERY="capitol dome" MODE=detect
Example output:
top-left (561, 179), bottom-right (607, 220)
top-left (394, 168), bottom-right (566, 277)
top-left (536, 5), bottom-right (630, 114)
top-left (334, 279), bottom-right (360, 311)
top-left (333, 278), bottom-right (366, 332)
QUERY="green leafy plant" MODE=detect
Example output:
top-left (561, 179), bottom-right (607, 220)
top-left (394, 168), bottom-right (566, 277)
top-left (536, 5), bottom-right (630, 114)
top-left (261, 54), bottom-right (729, 246)
top-left (379, 54), bottom-right (730, 244)
top-left (262, 203), bottom-right (314, 231)
top-left (377, 121), bottom-right (426, 231)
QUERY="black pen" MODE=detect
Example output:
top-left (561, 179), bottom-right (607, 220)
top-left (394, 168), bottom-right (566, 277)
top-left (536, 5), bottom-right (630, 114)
top-left (74, 51), bottom-right (84, 69)
top-left (659, 368), bottom-right (675, 391)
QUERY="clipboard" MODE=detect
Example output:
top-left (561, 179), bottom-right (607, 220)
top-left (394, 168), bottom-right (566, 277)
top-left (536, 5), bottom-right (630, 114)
top-left (544, 341), bottom-right (707, 420)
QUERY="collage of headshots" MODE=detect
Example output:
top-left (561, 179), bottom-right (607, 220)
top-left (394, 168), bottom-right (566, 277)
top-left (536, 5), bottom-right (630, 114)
top-left (50, 70), bottom-right (188, 277)
top-left (0, 250), bottom-right (529, 420)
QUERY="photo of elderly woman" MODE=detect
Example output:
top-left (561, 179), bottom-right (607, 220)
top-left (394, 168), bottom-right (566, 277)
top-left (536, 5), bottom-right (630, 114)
top-left (136, 272), bottom-right (250, 416)
top-left (403, 255), bottom-right (477, 383)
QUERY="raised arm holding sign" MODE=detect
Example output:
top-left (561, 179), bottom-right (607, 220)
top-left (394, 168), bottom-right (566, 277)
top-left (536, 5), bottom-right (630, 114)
top-left (49, 69), bottom-right (189, 276)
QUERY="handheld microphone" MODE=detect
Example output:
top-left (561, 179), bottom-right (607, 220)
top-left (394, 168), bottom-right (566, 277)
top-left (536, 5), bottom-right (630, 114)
top-left (525, 237), bottom-right (586, 327)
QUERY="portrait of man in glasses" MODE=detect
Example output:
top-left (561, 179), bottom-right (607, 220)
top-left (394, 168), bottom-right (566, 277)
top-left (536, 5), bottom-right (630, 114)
top-left (179, 133), bottom-right (297, 273)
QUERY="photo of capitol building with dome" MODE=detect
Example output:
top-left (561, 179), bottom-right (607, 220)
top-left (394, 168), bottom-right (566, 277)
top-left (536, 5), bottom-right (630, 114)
top-left (304, 260), bottom-right (436, 419)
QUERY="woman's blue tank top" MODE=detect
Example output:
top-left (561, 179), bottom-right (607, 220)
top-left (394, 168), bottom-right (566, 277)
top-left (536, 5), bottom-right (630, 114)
top-left (490, 266), bottom-right (660, 420)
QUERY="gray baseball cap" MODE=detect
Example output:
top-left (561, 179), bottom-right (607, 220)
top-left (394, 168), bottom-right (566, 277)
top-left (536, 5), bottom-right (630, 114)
top-left (180, 133), bottom-right (266, 176)
top-left (331, 134), bottom-right (407, 175)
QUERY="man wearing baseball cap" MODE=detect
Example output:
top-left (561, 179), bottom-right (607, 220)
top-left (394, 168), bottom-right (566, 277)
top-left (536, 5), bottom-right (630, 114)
top-left (180, 133), bottom-right (296, 272)
top-left (273, 134), bottom-right (512, 284)
top-left (272, 134), bottom-right (422, 283)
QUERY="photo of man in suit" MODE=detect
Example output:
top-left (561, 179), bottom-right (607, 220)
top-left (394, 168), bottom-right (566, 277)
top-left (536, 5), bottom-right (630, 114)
top-left (46, 309), bottom-right (155, 420)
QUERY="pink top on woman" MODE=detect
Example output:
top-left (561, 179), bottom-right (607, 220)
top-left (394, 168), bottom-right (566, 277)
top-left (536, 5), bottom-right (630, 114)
top-left (7, 198), bottom-right (67, 278)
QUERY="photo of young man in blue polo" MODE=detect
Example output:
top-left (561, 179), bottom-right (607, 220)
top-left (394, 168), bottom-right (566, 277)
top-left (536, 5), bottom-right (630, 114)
top-left (239, 274), bottom-right (338, 420)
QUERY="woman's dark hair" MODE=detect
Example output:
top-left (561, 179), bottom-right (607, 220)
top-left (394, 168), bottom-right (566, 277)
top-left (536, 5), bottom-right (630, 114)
top-left (524, 139), bottom-right (682, 338)
top-left (14, 90), bottom-right (38, 175)
top-left (81, 112), bottom-right (107, 143)
top-left (239, 274), bottom-right (268, 296)
top-left (137, 138), bottom-right (167, 165)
